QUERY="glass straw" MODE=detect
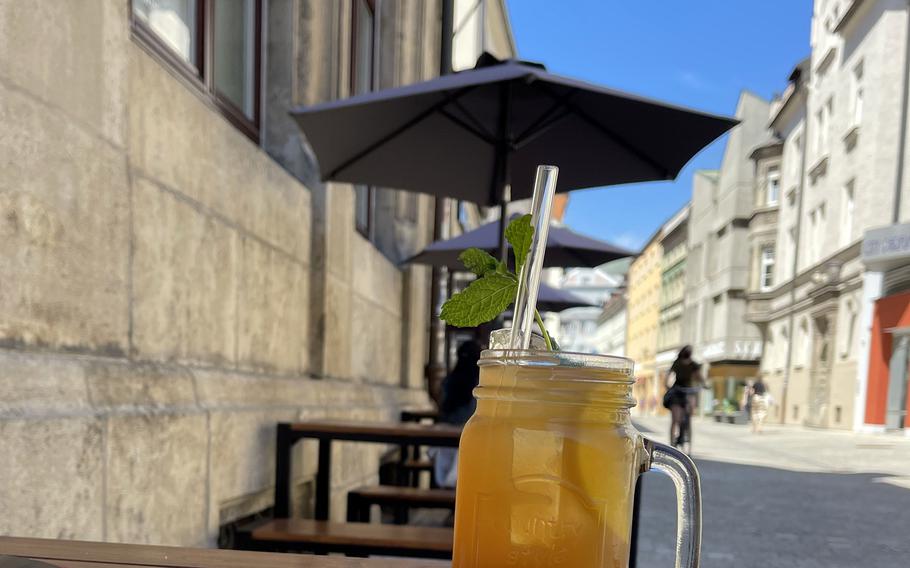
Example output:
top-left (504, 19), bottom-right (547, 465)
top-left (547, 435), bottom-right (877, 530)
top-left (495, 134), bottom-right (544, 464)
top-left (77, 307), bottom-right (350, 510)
top-left (509, 165), bottom-right (559, 350)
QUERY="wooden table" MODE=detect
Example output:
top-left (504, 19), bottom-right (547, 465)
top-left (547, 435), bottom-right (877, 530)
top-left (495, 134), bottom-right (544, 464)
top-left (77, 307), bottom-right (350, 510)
top-left (273, 421), bottom-right (462, 520)
top-left (0, 536), bottom-right (450, 567)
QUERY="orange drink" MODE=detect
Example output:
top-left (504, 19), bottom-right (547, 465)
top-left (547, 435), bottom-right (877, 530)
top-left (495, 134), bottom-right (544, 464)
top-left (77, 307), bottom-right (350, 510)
top-left (452, 350), bottom-right (645, 568)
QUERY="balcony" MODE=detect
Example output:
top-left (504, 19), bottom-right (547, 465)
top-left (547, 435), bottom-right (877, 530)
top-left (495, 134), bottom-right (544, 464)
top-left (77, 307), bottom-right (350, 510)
top-left (748, 206), bottom-right (779, 230)
top-left (745, 292), bottom-right (773, 324)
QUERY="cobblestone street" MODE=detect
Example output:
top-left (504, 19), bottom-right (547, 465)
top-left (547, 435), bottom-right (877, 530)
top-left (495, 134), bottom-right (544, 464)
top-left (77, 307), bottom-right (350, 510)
top-left (633, 416), bottom-right (910, 567)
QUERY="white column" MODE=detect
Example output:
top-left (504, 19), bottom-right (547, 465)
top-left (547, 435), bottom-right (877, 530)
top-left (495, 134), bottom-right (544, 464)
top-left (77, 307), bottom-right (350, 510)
top-left (854, 270), bottom-right (884, 431)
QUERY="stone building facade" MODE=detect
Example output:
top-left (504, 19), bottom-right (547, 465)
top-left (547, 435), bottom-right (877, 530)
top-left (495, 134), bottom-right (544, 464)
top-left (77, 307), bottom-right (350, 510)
top-left (0, 0), bottom-right (513, 546)
top-left (683, 92), bottom-right (769, 411)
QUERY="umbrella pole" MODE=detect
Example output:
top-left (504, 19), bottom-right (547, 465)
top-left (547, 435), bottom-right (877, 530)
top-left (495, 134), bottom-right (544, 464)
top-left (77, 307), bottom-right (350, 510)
top-left (425, 0), bottom-right (455, 402)
top-left (498, 199), bottom-right (508, 262)
top-left (494, 81), bottom-right (512, 265)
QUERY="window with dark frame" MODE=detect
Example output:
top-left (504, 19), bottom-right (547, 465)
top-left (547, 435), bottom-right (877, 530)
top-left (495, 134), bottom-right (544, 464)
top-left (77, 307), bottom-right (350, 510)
top-left (759, 244), bottom-right (775, 291)
top-left (352, 0), bottom-right (376, 239)
top-left (130, 0), bottom-right (262, 141)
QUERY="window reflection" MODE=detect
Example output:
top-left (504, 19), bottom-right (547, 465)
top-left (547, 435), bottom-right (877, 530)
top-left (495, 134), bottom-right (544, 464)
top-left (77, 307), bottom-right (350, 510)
top-left (132, 0), bottom-right (197, 65)
top-left (214, 0), bottom-right (256, 119)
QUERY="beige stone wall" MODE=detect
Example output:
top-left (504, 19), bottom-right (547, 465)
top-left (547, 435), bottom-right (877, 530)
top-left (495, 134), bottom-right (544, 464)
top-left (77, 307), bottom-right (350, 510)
top-left (782, 368), bottom-right (812, 425)
top-left (0, 0), bottom-right (432, 546)
top-left (828, 361), bottom-right (858, 430)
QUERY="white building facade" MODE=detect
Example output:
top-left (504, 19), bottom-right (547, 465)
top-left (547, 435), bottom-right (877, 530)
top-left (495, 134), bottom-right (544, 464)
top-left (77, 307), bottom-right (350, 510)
top-left (557, 261), bottom-right (628, 353)
top-left (753, 0), bottom-right (910, 430)
top-left (596, 295), bottom-right (627, 358)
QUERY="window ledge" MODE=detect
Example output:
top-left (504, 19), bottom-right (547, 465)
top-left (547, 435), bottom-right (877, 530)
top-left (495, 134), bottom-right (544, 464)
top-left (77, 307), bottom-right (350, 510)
top-left (808, 154), bottom-right (829, 180)
top-left (843, 124), bottom-right (860, 150)
top-left (834, 0), bottom-right (866, 33)
top-left (751, 203), bottom-right (779, 216)
top-left (815, 46), bottom-right (837, 76)
top-left (785, 185), bottom-right (798, 203)
top-left (843, 124), bottom-right (860, 140)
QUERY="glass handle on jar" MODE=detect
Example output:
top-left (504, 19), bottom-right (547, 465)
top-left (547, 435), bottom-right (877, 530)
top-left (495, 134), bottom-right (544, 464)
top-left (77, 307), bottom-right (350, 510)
top-left (643, 438), bottom-right (702, 568)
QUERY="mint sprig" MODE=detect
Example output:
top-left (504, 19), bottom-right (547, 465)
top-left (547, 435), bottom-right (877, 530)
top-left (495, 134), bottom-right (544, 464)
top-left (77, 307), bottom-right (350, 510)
top-left (458, 248), bottom-right (499, 277)
top-left (440, 215), bottom-right (557, 350)
top-left (439, 272), bottom-right (516, 327)
top-left (504, 214), bottom-right (533, 272)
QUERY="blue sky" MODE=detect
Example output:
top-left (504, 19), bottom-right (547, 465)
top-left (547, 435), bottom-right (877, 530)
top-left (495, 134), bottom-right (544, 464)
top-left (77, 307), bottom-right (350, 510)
top-left (508, 0), bottom-right (813, 250)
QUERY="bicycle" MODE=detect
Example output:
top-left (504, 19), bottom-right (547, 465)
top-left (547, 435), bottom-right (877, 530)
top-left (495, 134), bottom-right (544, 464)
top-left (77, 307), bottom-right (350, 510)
top-left (669, 385), bottom-right (703, 454)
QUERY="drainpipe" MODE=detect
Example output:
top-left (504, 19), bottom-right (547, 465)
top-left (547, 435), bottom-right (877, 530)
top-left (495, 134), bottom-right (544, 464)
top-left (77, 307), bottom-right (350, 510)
top-left (427, 0), bottom-right (455, 402)
top-left (779, 87), bottom-right (810, 425)
top-left (893, 1), bottom-right (910, 223)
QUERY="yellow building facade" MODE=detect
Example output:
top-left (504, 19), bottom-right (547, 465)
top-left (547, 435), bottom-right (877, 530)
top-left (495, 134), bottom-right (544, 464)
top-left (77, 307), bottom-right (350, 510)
top-left (626, 234), bottom-right (663, 414)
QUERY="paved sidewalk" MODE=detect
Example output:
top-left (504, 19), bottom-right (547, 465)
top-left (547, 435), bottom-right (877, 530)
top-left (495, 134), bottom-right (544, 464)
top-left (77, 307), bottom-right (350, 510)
top-left (632, 415), bottom-right (910, 567)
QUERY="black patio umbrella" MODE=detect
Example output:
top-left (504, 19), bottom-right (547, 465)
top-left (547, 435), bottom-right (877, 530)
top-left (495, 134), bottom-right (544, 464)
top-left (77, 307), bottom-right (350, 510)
top-left (530, 282), bottom-right (596, 312)
top-left (291, 53), bottom-right (736, 255)
top-left (406, 216), bottom-right (635, 269)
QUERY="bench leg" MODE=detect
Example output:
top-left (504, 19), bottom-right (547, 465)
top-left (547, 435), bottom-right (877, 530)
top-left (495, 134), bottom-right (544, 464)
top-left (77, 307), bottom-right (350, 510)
top-left (274, 425), bottom-right (293, 518)
top-left (347, 493), bottom-right (367, 523)
top-left (393, 505), bottom-right (409, 525)
top-left (316, 439), bottom-right (332, 520)
top-left (396, 444), bottom-right (410, 487)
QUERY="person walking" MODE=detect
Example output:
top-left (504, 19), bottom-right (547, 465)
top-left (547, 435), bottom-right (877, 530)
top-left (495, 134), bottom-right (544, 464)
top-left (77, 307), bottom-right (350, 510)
top-left (741, 379), bottom-right (754, 422)
top-left (750, 377), bottom-right (770, 434)
top-left (663, 345), bottom-right (705, 453)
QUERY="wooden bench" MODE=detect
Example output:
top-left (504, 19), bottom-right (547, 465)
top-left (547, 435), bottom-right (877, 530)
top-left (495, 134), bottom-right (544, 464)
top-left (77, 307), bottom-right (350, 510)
top-left (272, 420), bottom-right (461, 519)
top-left (236, 518), bottom-right (453, 559)
top-left (347, 485), bottom-right (456, 524)
top-left (400, 457), bottom-right (435, 487)
top-left (233, 421), bottom-right (462, 559)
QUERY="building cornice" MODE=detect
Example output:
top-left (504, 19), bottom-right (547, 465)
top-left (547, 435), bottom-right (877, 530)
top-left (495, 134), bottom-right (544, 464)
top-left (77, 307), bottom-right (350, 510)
top-left (756, 241), bottom-right (862, 300)
top-left (770, 83), bottom-right (807, 131)
top-left (745, 242), bottom-right (863, 323)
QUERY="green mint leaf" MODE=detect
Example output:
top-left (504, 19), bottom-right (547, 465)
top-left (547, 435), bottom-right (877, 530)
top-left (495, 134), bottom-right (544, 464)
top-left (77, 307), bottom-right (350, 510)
top-left (496, 261), bottom-right (516, 279)
top-left (459, 248), bottom-right (499, 277)
top-left (440, 273), bottom-right (517, 327)
top-left (505, 214), bottom-right (534, 273)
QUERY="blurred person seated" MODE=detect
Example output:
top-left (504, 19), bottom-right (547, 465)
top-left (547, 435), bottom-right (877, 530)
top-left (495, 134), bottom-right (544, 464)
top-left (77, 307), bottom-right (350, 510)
top-left (431, 340), bottom-right (482, 488)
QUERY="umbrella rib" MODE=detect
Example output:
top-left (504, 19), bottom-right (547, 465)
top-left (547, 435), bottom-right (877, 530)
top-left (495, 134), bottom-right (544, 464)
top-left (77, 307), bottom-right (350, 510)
top-left (451, 98), bottom-right (498, 141)
top-left (439, 108), bottom-right (498, 145)
top-left (513, 107), bottom-right (574, 150)
top-left (326, 86), bottom-right (477, 179)
top-left (512, 90), bottom-right (579, 147)
top-left (536, 83), bottom-right (671, 178)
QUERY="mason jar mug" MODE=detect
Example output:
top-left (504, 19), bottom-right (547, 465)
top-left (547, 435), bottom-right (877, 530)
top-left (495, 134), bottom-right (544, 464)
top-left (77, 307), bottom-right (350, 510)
top-left (452, 348), bottom-right (701, 568)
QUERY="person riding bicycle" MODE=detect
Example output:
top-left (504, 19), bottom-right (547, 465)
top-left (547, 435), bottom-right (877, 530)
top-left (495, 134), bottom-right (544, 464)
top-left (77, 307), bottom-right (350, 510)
top-left (663, 345), bottom-right (706, 452)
